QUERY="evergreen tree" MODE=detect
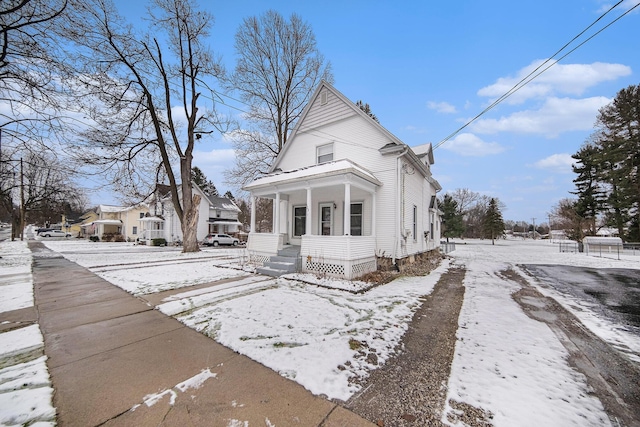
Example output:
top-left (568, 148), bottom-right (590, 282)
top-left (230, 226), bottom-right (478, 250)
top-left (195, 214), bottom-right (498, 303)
top-left (191, 167), bottom-right (219, 197)
top-left (571, 143), bottom-right (605, 235)
top-left (355, 100), bottom-right (379, 123)
top-left (482, 198), bottom-right (505, 245)
top-left (592, 84), bottom-right (640, 238)
top-left (441, 194), bottom-right (465, 241)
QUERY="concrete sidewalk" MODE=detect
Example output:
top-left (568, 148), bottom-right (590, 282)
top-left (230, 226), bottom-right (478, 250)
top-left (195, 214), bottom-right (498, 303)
top-left (30, 242), bottom-right (375, 427)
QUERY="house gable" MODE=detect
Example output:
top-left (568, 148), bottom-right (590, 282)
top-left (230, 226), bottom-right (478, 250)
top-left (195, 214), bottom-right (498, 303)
top-left (271, 81), bottom-right (407, 174)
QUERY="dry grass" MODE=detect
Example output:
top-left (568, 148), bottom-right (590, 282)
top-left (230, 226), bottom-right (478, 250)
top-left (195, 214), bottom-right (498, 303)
top-left (359, 251), bottom-right (446, 286)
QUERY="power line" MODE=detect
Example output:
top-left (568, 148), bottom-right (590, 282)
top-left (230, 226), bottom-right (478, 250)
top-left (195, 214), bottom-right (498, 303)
top-left (433, 0), bottom-right (638, 150)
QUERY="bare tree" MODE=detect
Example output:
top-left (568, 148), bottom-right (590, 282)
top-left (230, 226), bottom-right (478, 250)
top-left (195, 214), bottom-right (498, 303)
top-left (550, 198), bottom-right (584, 241)
top-left (226, 10), bottom-right (333, 188)
top-left (449, 188), bottom-right (480, 215)
top-left (62, 0), bottom-right (228, 252)
top-left (1, 0), bottom-right (71, 155)
top-left (1, 148), bottom-right (85, 240)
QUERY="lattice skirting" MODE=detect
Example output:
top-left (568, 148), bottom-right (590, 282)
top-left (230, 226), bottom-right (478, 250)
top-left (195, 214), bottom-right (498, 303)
top-left (305, 260), bottom-right (345, 276)
top-left (249, 253), bottom-right (270, 266)
top-left (304, 257), bottom-right (377, 280)
top-left (352, 259), bottom-right (377, 277)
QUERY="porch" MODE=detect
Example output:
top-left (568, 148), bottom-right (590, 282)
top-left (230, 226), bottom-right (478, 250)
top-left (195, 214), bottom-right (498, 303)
top-left (244, 160), bottom-right (382, 280)
top-left (138, 216), bottom-right (165, 244)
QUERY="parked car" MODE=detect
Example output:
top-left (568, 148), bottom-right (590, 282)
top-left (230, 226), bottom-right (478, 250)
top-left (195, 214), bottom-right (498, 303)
top-left (36, 228), bottom-right (53, 235)
top-left (203, 234), bottom-right (239, 247)
top-left (39, 229), bottom-right (71, 238)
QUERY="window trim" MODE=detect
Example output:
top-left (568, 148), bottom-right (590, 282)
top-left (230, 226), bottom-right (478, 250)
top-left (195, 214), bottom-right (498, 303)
top-left (316, 143), bottom-right (334, 165)
top-left (413, 205), bottom-right (418, 241)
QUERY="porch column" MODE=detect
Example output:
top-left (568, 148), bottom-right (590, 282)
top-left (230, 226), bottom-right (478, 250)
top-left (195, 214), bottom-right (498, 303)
top-left (344, 182), bottom-right (351, 235)
top-left (274, 192), bottom-right (280, 234)
top-left (250, 195), bottom-right (256, 232)
top-left (306, 187), bottom-right (312, 235)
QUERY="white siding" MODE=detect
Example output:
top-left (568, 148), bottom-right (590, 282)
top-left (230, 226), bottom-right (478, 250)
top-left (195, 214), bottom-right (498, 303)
top-left (298, 88), bottom-right (356, 133)
top-left (373, 169), bottom-right (397, 258)
top-left (279, 113), bottom-right (396, 173)
top-left (266, 83), bottom-right (443, 263)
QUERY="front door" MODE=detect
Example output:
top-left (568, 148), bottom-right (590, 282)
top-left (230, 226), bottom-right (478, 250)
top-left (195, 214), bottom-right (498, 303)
top-left (319, 203), bottom-right (333, 236)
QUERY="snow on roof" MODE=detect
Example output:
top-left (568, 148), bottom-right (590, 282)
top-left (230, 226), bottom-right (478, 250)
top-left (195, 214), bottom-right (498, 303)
top-left (244, 159), bottom-right (381, 191)
top-left (98, 204), bottom-right (127, 213)
top-left (583, 236), bottom-right (623, 246)
top-left (207, 195), bottom-right (241, 212)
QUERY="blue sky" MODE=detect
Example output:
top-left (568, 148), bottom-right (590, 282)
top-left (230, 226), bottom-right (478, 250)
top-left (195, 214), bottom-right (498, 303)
top-left (112, 0), bottom-right (639, 223)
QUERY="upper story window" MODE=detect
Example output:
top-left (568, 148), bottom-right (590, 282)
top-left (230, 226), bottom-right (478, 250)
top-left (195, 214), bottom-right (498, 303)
top-left (317, 143), bottom-right (333, 164)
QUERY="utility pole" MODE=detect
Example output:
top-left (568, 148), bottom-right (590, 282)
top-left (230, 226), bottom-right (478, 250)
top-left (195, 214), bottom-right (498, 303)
top-left (20, 157), bottom-right (25, 241)
top-left (531, 217), bottom-right (536, 240)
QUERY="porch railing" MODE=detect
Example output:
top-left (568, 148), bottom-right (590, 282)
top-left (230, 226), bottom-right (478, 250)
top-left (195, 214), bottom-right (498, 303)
top-left (140, 229), bottom-right (165, 241)
top-left (301, 235), bottom-right (377, 280)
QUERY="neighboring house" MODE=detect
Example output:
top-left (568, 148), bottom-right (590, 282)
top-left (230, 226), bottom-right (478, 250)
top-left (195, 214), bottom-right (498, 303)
top-left (83, 204), bottom-right (149, 241)
top-left (243, 81), bottom-right (442, 280)
top-left (139, 182), bottom-right (241, 244)
top-left (67, 211), bottom-right (98, 237)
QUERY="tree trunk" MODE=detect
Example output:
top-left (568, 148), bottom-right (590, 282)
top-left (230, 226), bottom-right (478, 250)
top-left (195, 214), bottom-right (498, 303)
top-left (182, 193), bottom-right (201, 253)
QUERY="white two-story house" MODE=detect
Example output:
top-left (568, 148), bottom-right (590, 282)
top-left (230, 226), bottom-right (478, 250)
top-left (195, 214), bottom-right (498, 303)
top-left (244, 81), bottom-right (442, 279)
top-left (139, 182), bottom-right (242, 244)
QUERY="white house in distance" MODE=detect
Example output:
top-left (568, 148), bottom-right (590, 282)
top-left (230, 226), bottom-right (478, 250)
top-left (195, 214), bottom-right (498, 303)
top-left (243, 81), bottom-right (442, 280)
top-left (139, 182), bottom-right (242, 244)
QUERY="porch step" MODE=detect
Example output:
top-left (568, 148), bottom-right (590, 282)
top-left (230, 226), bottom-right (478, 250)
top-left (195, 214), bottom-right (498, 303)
top-left (278, 246), bottom-right (301, 257)
top-left (256, 251), bottom-right (301, 277)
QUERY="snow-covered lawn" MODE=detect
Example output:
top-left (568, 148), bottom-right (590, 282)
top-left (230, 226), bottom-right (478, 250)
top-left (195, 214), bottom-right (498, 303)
top-left (442, 239), bottom-right (640, 426)
top-left (0, 240), bottom-right (56, 427)
top-left (3, 236), bottom-right (639, 426)
top-left (43, 239), bottom-right (447, 400)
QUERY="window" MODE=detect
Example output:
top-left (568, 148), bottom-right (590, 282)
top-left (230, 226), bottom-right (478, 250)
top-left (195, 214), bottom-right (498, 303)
top-left (293, 206), bottom-right (306, 237)
top-left (132, 226), bottom-right (138, 235)
top-left (350, 203), bottom-right (363, 236)
top-left (139, 213), bottom-right (145, 219)
top-left (317, 143), bottom-right (333, 164)
top-left (413, 205), bottom-right (417, 241)
top-left (216, 210), bottom-right (221, 218)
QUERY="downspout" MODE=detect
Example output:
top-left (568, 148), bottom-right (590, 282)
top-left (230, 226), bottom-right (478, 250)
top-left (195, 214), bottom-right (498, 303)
top-left (392, 146), bottom-right (409, 264)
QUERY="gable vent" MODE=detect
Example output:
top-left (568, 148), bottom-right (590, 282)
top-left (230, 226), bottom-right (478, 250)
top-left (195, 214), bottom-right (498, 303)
top-left (320, 90), bottom-right (328, 105)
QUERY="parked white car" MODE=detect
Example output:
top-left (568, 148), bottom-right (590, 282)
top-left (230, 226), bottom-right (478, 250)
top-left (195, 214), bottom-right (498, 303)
top-left (39, 229), bottom-right (71, 238)
top-left (203, 234), bottom-right (239, 247)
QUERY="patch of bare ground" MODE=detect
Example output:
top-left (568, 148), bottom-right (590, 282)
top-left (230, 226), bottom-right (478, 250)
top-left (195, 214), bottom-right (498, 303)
top-left (345, 264), bottom-right (489, 426)
top-left (504, 267), bottom-right (640, 427)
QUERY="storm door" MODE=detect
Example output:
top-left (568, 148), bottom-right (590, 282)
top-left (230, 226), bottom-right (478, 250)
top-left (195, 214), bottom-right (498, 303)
top-left (319, 203), bottom-right (333, 236)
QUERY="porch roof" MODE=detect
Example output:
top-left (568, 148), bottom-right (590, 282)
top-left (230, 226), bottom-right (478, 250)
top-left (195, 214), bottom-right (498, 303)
top-left (139, 216), bottom-right (164, 222)
top-left (209, 220), bottom-right (243, 226)
top-left (243, 159), bottom-right (382, 193)
top-left (91, 219), bottom-right (122, 225)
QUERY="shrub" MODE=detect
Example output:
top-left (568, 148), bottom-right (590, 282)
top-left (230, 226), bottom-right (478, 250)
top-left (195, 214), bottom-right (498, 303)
top-left (114, 233), bottom-right (125, 242)
top-left (89, 235), bottom-right (100, 242)
top-left (152, 238), bottom-right (167, 246)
